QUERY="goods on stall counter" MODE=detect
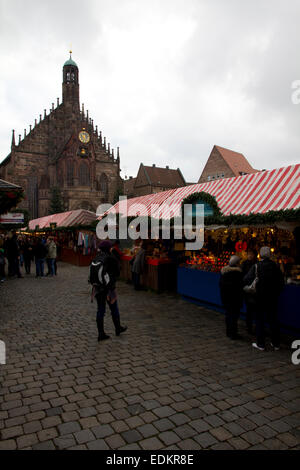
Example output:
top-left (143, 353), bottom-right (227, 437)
top-left (185, 251), bottom-right (235, 272)
top-left (235, 240), bottom-right (247, 252)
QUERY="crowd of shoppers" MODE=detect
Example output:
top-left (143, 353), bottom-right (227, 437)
top-left (0, 232), bottom-right (58, 281)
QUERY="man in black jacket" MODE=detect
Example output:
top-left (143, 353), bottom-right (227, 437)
top-left (219, 255), bottom-right (244, 340)
top-left (90, 240), bottom-right (127, 341)
top-left (244, 246), bottom-right (284, 351)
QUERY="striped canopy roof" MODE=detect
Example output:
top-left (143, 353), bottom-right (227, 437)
top-left (29, 209), bottom-right (97, 230)
top-left (107, 164), bottom-right (300, 219)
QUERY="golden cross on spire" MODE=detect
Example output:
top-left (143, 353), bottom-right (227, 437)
top-left (69, 44), bottom-right (72, 59)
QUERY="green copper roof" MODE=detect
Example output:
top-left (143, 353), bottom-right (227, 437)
top-left (64, 56), bottom-right (78, 67)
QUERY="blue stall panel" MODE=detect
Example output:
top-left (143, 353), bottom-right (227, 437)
top-left (177, 266), bottom-right (300, 333)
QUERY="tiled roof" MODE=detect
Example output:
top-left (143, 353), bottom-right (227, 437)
top-left (215, 145), bottom-right (259, 176)
top-left (141, 165), bottom-right (185, 187)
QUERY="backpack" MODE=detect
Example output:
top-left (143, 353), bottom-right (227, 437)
top-left (89, 253), bottom-right (110, 289)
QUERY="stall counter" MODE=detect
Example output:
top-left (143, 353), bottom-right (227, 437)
top-left (120, 255), bottom-right (176, 292)
top-left (177, 266), bottom-right (300, 333)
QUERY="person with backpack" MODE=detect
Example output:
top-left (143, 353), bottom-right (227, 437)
top-left (244, 246), bottom-right (284, 351)
top-left (89, 240), bottom-right (127, 341)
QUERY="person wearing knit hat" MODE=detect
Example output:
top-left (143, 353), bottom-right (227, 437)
top-left (260, 246), bottom-right (271, 259)
top-left (244, 246), bottom-right (284, 351)
top-left (89, 240), bottom-right (127, 341)
top-left (219, 254), bottom-right (243, 340)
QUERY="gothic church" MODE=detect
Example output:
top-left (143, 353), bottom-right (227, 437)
top-left (0, 53), bottom-right (122, 219)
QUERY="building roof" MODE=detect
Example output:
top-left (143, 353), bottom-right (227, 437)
top-left (28, 209), bottom-right (96, 230)
top-left (0, 178), bottom-right (22, 190)
top-left (107, 164), bottom-right (299, 219)
top-left (215, 145), bottom-right (259, 177)
top-left (64, 53), bottom-right (78, 68)
top-left (140, 165), bottom-right (186, 188)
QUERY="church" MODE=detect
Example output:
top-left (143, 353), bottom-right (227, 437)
top-left (0, 53), bottom-right (122, 219)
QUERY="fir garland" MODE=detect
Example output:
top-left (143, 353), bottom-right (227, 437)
top-left (0, 189), bottom-right (24, 215)
top-left (181, 192), bottom-right (222, 217)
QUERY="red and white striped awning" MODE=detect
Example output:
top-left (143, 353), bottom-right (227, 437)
top-left (29, 209), bottom-right (97, 230)
top-left (106, 164), bottom-right (300, 219)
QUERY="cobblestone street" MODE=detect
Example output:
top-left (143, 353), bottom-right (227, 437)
top-left (0, 262), bottom-right (299, 450)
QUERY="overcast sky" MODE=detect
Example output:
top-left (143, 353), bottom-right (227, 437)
top-left (0, 0), bottom-right (299, 182)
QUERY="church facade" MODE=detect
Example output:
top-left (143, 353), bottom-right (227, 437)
top-left (0, 54), bottom-right (122, 219)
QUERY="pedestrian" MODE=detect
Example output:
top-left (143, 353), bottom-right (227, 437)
top-left (219, 255), bottom-right (244, 340)
top-left (241, 250), bottom-right (257, 334)
top-left (4, 232), bottom-right (22, 278)
top-left (131, 241), bottom-right (146, 290)
top-left (0, 248), bottom-right (6, 282)
top-left (23, 237), bottom-right (34, 274)
top-left (89, 240), bottom-right (127, 341)
top-left (46, 237), bottom-right (57, 276)
top-left (244, 246), bottom-right (284, 351)
top-left (111, 239), bottom-right (123, 264)
top-left (33, 238), bottom-right (47, 278)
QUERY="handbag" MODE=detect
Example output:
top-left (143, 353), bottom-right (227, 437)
top-left (243, 264), bottom-right (258, 295)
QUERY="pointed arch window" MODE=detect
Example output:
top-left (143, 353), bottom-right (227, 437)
top-left (79, 162), bottom-right (90, 186)
top-left (67, 160), bottom-right (74, 186)
top-left (99, 173), bottom-right (108, 195)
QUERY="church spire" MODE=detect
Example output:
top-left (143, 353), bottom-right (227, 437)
top-left (11, 129), bottom-right (15, 149)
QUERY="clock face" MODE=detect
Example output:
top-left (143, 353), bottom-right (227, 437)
top-left (79, 131), bottom-right (90, 143)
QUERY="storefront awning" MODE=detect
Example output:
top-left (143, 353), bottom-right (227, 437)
top-left (106, 164), bottom-right (299, 220)
top-left (28, 209), bottom-right (97, 230)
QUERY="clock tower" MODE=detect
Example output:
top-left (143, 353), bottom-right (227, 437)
top-left (0, 52), bottom-right (123, 218)
top-left (62, 51), bottom-right (80, 112)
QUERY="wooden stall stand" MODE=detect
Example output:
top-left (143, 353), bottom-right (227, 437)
top-left (120, 255), bottom-right (176, 293)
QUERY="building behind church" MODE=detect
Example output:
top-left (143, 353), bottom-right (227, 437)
top-left (0, 54), bottom-right (122, 219)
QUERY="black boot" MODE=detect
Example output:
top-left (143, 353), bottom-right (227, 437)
top-left (97, 318), bottom-right (110, 341)
top-left (112, 316), bottom-right (128, 336)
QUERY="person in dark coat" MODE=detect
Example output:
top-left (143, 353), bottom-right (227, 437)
top-left (23, 237), bottom-right (34, 275)
top-left (4, 233), bottom-right (22, 278)
top-left (219, 255), bottom-right (244, 340)
top-left (33, 238), bottom-right (47, 278)
top-left (131, 241), bottom-right (146, 290)
top-left (241, 250), bottom-right (257, 334)
top-left (111, 239), bottom-right (123, 265)
top-left (90, 240), bottom-right (127, 341)
top-left (244, 246), bottom-right (284, 351)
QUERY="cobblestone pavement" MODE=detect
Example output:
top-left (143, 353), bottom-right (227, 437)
top-left (0, 262), bottom-right (299, 450)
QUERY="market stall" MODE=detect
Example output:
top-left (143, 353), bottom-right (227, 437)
top-left (27, 209), bottom-right (98, 266)
top-left (119, 240), bottom-right (177, 292)
top-left (177, 225), bottom-right (300, 332)
top-left (106, 163), bottom-right (300, 330)
top-left (0, 178), bottom-right (24, 216)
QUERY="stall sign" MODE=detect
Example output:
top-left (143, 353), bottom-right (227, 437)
top-left (0, 213), bottom-right (24, 224)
